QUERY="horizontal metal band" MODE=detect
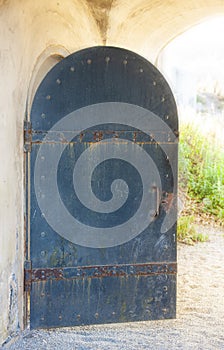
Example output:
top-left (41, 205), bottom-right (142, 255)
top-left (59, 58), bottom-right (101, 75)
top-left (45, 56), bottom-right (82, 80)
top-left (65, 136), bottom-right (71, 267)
top-left (25, 262), bottom-right (177, 285)
top-left (30, 129), bottom-right (179, 143)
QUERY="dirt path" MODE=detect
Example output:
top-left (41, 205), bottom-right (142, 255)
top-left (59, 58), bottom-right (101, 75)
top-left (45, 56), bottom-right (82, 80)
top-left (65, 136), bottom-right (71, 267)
top-left (4, 226), bottom-right (224, 350)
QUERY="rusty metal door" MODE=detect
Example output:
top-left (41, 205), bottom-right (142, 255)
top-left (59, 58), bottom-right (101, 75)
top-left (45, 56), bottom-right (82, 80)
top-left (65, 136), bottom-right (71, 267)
top-left (25, 46), bottom-right (178, 329)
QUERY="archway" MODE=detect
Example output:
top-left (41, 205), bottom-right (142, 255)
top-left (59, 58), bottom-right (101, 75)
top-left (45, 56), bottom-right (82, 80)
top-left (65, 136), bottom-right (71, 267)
top-left (1, 0), bottom-right (224, 344)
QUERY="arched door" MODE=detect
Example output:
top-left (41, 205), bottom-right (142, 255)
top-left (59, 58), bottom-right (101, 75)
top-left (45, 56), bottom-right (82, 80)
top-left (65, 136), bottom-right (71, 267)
top-left (25, 46), bottom-right (178, 329)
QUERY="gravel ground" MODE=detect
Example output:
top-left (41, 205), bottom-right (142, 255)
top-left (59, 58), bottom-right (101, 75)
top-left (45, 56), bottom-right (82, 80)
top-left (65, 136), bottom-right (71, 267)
top-left (4, 226), bottom-right (224, 350)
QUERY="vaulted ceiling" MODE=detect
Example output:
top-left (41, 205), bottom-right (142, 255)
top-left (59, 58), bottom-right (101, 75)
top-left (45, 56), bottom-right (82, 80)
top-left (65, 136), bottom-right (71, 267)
top-left (85, 0), bottom-right (224, 61)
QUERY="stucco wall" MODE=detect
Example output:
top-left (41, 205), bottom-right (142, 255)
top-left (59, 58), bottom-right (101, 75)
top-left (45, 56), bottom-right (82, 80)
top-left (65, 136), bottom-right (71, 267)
top-left (0, 0), bottom-right (102, 344)
top-left (0, 0), bottom-right (224, 345)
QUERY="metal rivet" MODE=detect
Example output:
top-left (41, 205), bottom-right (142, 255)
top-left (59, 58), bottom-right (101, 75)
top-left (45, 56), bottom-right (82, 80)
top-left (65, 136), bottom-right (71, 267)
top-left (123, 59), bottom-right (128, 65)
top-left (41, 113), bottom-right (46, 118)
top-left (70, 66), bottom-right (75, 72)
top-left (139, 68), bottom-right (143, 73)
top-left (153, 81), bottom-right (156, 86)
top-left (41, 251), bottom-right (45, 257)
top-left (59, 315), bottom-right (62, 320)
top-left (87, 59), bottom-right (92, 65)
top-left (41, 212), bottom-right (45, 218)
top-left (40, 231), bottom-right (46, 238)
top-left (77, 314), bottom-right (81, 319)
top-left (41, 317), bottom-right (45, 321)
top-left (112, 311), bottom-right (116, 316)
top-left (56, 78), bottom-right (61, 85)
top-left (46, 95), bottom-right (51, 100)
top-left (105, 56), bottom-right (110, 63)
top-left (41, 293), bottom-right (45, 297)
top-left (163, 286), bottom-right (168, 292)
top-left (95, 313), bottom-right (99, 318)
top-left (166, 115), bottom-right (169, 119)
top-left (161, 97), bottom-right (165, 102)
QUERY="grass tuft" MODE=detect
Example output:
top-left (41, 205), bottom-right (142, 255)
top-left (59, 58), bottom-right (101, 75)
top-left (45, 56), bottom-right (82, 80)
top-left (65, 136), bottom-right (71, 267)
top-left (177, 215), bottom-right (209, 244)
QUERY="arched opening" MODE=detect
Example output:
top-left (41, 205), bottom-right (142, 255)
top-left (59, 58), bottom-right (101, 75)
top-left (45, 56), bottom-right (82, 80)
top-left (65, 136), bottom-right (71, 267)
top-left (157, 17), bottom-right (224, 239)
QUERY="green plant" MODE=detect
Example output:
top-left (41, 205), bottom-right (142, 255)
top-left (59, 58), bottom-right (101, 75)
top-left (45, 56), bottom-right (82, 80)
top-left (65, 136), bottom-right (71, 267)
top-left (179, 124), bottom-right (224, 222)
top-left (177, 215), bottom-right (209, 244)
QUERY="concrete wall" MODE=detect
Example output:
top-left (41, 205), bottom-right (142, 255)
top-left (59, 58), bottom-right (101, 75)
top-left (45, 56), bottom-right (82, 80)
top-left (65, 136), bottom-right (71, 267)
top-left (1, 0), bottom-right (224, 344)
top-left (0, 1), bottom-right (101, 344)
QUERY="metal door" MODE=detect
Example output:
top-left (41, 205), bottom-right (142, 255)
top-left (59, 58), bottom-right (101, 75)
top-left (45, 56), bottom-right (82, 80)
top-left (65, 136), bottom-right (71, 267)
top-left (25, 46), bottom-right (178, 329)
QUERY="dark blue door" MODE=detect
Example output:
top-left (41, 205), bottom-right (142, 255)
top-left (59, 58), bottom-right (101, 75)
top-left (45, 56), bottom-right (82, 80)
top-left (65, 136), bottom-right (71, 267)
top-left (25, 46), bottom-right (178, 329)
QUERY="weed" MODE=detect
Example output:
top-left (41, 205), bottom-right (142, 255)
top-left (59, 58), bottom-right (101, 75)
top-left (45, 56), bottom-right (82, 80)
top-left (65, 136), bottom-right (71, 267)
top-left (177, 215), bottom-right (209, 244)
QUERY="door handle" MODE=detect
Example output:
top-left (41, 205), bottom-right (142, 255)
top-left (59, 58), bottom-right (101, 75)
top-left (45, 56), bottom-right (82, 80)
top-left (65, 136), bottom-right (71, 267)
top-left (150, 186), bottom-right (160, 217)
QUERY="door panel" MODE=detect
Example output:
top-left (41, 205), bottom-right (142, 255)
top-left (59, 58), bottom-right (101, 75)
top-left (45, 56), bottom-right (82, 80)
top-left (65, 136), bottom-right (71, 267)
top-left (26, 46), bottom-right (178, 329)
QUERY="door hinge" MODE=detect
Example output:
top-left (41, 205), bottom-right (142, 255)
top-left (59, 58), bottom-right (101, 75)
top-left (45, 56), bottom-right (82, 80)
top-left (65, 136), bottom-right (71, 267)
top-left (24, 260), bottom-right (32, 292)
top-left (24, 121), bottom-right (32, 153)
